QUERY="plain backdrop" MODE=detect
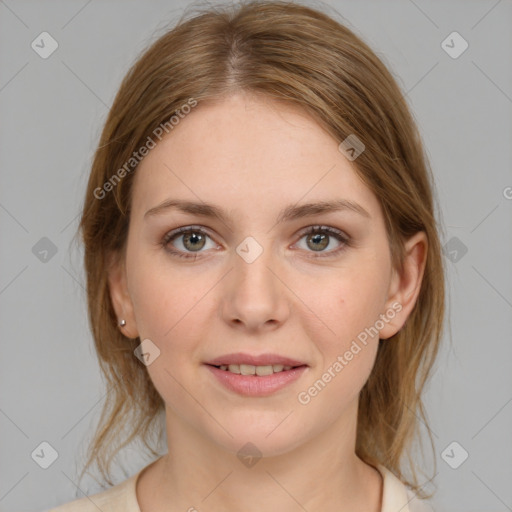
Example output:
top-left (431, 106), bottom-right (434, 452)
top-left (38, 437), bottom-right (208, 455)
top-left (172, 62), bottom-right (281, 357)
top-left (1, 1), bottom-right (511, 511)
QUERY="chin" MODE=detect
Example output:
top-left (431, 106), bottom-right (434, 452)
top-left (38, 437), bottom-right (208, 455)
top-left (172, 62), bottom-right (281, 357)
top-left (208, 418), bottom-right (307, 459)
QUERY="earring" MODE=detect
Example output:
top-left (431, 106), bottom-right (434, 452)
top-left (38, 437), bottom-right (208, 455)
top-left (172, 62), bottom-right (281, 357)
top-left (119, 319), bottom-right (126, 327)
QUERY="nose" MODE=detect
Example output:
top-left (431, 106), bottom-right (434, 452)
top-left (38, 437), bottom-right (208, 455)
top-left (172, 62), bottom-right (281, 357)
top-left (221, 237), bottom-right (290, 332)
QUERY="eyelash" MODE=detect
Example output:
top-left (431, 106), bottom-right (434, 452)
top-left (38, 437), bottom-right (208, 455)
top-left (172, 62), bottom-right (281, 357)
top-left (161, 225), bottom-right (351, 260)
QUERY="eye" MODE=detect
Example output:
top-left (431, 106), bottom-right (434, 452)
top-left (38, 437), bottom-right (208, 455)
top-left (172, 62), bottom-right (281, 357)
top-left (294, 225), bottom-right (350, 258)
top-left (161, 226), bottom-right (217, 260)
top-left (161, 225), bottom-right (351, 260)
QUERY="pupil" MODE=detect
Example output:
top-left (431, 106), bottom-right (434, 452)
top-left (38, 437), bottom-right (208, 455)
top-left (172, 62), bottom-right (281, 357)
top-left (310, 233), bottom-right (327, 251)
top-left (185, 232), bottom-right (204, 251)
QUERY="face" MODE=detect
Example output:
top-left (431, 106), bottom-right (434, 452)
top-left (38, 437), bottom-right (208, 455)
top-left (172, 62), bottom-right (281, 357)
top-left (109, 92), bottom-right (425, 458)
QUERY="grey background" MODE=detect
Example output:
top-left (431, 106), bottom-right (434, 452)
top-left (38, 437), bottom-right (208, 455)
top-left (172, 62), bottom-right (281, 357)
top-left (1, 0), bottom-right (511, 511)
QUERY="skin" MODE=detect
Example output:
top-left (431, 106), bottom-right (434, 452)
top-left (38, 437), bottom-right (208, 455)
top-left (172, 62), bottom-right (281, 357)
top-left (108, 91), bottom-right (427, 512)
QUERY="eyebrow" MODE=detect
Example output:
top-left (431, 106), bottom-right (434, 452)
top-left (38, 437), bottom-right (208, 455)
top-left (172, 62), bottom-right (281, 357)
top-left (144, 198), bottom-right (371, 226)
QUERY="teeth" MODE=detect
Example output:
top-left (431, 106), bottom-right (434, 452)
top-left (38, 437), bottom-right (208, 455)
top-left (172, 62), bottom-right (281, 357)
top-left (255, 365), bottom-right (273, 376)
top-left (241, 364), bottom-right (259, 375)
top-left (217, 364), bottom-right (295, 375)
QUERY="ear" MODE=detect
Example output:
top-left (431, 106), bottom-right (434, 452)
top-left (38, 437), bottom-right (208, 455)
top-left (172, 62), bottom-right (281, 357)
top-left (379, 231), bottom-right (428, 340)
top-left (106, 250), bottom-right (139, 339)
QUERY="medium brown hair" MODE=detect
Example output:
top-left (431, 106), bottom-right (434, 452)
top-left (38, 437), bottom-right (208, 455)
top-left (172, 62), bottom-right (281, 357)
top-left (77, 0), bottom-right (446, 499)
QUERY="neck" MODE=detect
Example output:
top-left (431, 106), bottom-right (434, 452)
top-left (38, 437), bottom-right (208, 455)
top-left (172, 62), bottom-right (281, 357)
top-left (137, 400), bottom-right (383, 512)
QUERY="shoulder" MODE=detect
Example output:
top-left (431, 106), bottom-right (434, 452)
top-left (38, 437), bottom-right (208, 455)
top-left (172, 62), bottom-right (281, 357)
top-left (375, 464), bottom-right (435, 512)
top-left (46, 471), bottom-right (141, 512)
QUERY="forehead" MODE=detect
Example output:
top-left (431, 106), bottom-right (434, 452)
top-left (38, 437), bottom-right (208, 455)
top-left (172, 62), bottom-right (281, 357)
top-left (131, 93), bottom-right (380, 219)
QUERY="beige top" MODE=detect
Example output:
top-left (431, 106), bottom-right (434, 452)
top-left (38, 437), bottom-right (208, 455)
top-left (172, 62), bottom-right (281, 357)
top-left (46, 461), bottom-right (434, 512)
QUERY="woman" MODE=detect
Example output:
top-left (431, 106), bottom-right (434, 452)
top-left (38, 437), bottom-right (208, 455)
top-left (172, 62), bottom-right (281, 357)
top-left (49, 1), bottom-right (445, 510)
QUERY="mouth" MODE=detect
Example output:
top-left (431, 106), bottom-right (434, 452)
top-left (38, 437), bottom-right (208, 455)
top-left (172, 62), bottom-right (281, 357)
top-left (204, 363), bottom-right (309, 396)
top-left (206, 363), bottom-right (307, 376)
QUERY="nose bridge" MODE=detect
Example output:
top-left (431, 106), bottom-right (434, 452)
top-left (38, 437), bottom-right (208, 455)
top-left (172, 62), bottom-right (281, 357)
top-left (223, 233), bottom-right (287, 327)
top-left (234, 234), bottom-right (278, 292)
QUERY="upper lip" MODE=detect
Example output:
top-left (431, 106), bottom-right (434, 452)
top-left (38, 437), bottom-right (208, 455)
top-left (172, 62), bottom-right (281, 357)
top-left (205, 352), bottom-right (308, 367)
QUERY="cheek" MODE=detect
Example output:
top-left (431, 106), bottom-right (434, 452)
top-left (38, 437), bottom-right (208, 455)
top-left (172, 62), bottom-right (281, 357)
top-left (301, 268), bottom-right (384, 412)
top-left (127, 260), bottom-right (210, 402)
top-left (313, 260), bottom-right (389, 351)
top-left (127, 245), bottom-right (208, 339)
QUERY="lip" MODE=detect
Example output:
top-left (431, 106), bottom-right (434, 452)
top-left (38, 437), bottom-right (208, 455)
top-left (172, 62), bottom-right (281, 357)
top-left (205, 352), bottom-right (308, 367)
top-left (205, 364), bottom-right (308, 397)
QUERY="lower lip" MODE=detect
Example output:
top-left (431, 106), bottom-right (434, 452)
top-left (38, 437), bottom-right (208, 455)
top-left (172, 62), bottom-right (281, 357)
top-left (205, 364), bottom-right (308, 396)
